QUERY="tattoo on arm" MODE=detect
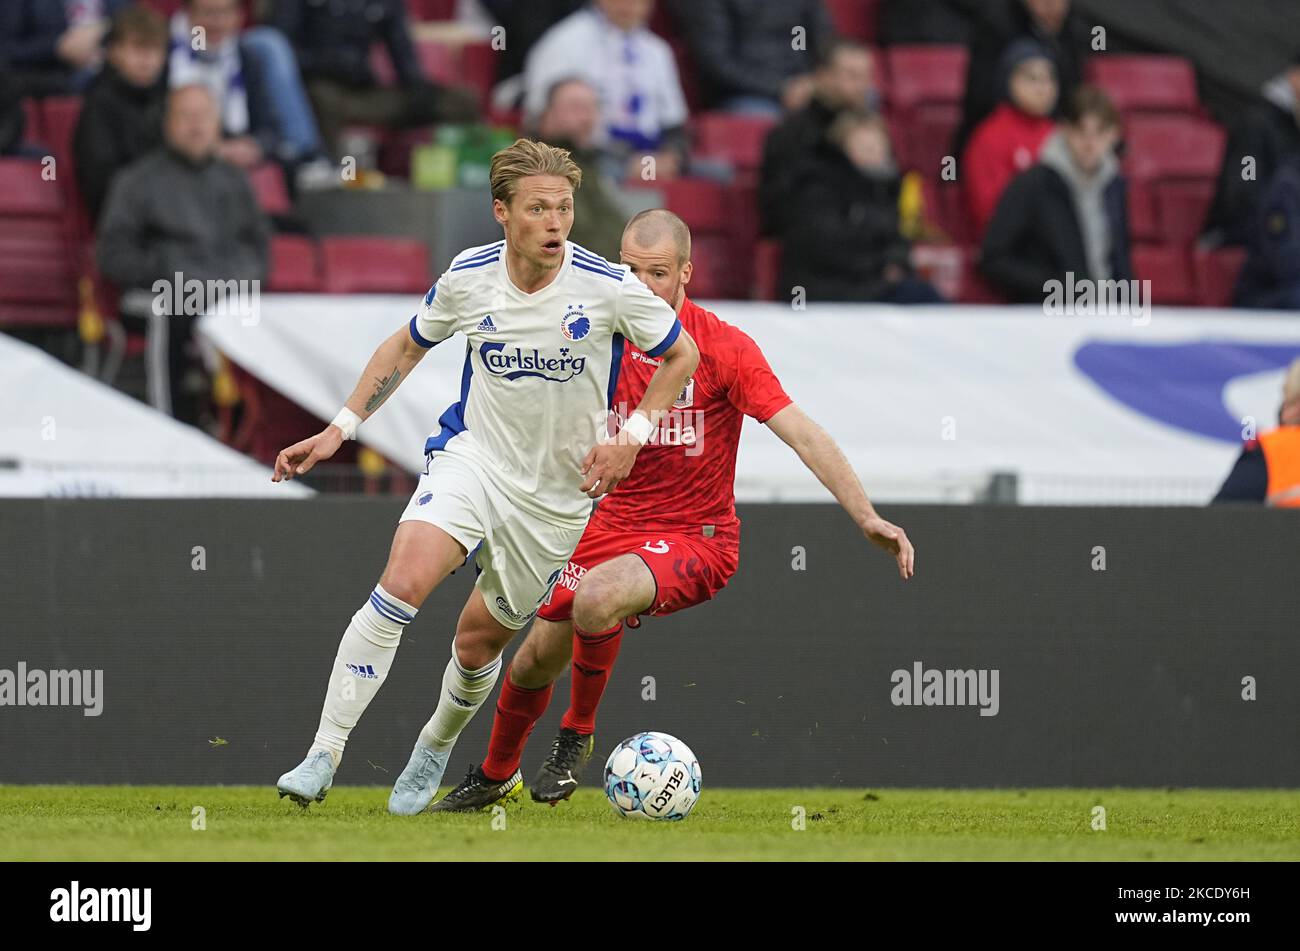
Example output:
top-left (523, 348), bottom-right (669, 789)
top-left (365, 368), bottom-right (402, 413)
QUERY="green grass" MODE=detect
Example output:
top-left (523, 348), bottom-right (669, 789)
top-left (2, 786), bottom-right (1297, 861)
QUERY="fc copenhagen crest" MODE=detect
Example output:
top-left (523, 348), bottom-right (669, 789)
top-left (561, 304), bottom-right (590, 341)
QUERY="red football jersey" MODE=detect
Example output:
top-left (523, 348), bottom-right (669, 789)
top-left (592, 297), bottom-right (793, 542)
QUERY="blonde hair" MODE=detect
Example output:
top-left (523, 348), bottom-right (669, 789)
top-left (489, 138), bottom-right (582, 205)
top-left (1285, 357), bottom-right (1300, 403)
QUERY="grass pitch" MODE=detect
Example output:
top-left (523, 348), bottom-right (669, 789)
top-left (2, 786), bottom-right (1297, 861)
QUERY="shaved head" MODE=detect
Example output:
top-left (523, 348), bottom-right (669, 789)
top-left (623, 208), bottom-right (691, 266)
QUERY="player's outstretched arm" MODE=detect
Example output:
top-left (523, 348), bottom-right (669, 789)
top-left (272, 324), bottom-right (432, 482)
top-left (580, 329), bottom-right (700, 498)
top-left (765, 403), bottom-right (915, 579)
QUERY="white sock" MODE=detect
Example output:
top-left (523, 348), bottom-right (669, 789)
top-left (417, 648), bottom-right (503, 753)
top-left (309, 584), bottom-right (418, 768)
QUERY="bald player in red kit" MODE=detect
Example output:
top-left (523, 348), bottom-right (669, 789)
top-left (427, 209), bottom-right (915, 811)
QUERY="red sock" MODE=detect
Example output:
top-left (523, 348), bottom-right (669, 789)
top-left (481, 664), bottom-right (553, 782)
top-left (561, 622), bottom-right (624, 735)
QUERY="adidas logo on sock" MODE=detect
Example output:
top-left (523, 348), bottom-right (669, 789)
top-left (446, 689), bottom-right (473, 708)
top-left (476, 314), bottom-right (497, 332)
top-left (346, 663), bottom-right (378, 679)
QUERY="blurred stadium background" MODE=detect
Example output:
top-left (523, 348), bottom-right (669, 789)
top-left (2, 0), bottom-right (1299, 504)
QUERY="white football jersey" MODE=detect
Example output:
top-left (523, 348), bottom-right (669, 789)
top-left (410, 239), bottom-right (683, 527)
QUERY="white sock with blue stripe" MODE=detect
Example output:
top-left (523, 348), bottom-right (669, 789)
top-left (417, 647), bottom-right (503, 753)
top-left (309, 583), bottom-right (418, 768)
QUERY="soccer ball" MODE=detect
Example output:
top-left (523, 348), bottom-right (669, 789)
top-left (603, 732), bottom-right (702, 820)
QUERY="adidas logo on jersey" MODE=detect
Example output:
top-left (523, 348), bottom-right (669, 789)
top-left (476, 314), bottom-right (497, 332)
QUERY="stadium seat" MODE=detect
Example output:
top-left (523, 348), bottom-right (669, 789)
top-left (690, 112), bottom-right (777, 172)
top-left (1085, 55), bottom-right (1199, 116)
top-left (911, 244), bottom-right (965, 302)
top-left (653, 177), bottom-right (729, 234)
top-left (1193, 246), bottom-right (1247, 308)
top-left (406, 0), bottom-right (456, 20)
top-left (882, 45), bottom-right (968, 114)
top-left (320, 237), bottom-right (432, 294)
top-left (1122, 115), bottom-right (1225, 183)
top-left (825, 0), bottom-right (881, 42)
top-left (897, 102), bottom-right (961, 176)
top-left (458, 41), bottom-right (498, 110)
top-left (683, 235), bottom-right (740, 299)
top-left (1133, 244), bottom-right (1196, 305)
top-left (0, 158), bottom-right (65, 216)
top-left (752, 239), bottom-right (782, 301)
top-left (268, 235), bottom-right (322, 292)
top-left (1153, 179), bottom-right (1216, 246)
top-left (20, 97), bottom-right (43, 145)
top-left (1126, 180), bottom-right (1158, 242)
top-left (246, 163), bottom-right (291, 216)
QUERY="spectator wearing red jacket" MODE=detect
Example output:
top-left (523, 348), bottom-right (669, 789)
top-left (962, 39), bottom-right (1058, 240)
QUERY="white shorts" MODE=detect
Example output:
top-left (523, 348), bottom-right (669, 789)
top-left (398, 452), bottom-right (586, 630)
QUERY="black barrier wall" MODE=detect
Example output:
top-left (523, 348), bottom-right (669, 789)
top-left (1, 500), bottom-right (1297, 786)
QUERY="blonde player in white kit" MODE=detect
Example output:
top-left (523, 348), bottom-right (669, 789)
top-left (271, 139), bottom-right (699, 812)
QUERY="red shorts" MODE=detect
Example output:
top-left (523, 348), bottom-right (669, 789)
top-left (537, 527), bottom-right (739, 622)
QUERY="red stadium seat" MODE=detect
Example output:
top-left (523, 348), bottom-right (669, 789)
top-left (406, 0), bottom-right (456, 20)
top-left (416, 38), bottom-right (458, 85)
top-left (1122, 115), bottom-right (1225, 182)
top-left (897, 102), bottom-right (961, 175)
top-left (320, 237), bottom-right (432, 294)
top-left (268, 235), bottom-right (322, 292)
top-left (682, 235), bottom-right (739, 299)
top-left (658, 177), bottom-right (729, 234)
top-left (1133, 244), bottom-right (1195, 305)
top-left (0, 159), bottom-right (65, 216)
top-left (752, 239), bottom-right (782, 301)
top-left (21, 97), bottom-right (43, 145)
top-left (1153, 179), bottom-right (1216, 246)
top-left (1085, 55), bottom-right (1199, 116)
top-left (690, 112), bottom-right (777, 171)
top-left (458, 41), bottom-right (498, 110)
top-left (911, 244), bottom-right (965, 302)
top-left (825, 0), bottom-right (881, 42)
top-left (883, 45), bottom-right (968, 113)
top-left (1193, 246), bottom-right (1247, 308)
top-left (1126, 179), bottom-right (1158, 242)
top-left (246, 163), bottom-right (291, 216)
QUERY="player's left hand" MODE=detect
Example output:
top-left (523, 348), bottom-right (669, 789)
top-left (580, 442), bottom-right (640, 498)
top-left (863, 516), bottom-right (915, 580)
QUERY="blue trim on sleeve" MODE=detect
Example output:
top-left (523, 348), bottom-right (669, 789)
top-left (409, 314), bottom-right (437, 348)
top-left (645, 318), bottom-right (682, 358)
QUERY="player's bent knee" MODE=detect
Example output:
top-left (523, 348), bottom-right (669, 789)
top-left (572, 576), bottom-right (625, 631)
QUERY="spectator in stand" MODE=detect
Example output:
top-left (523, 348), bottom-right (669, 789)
top-left (980, 85), bottom-right (1131, 303)
top-left (962, 39), bottom-right (1058, 239)
top-left (73, 4), bottom-right (169, 224)
top-left (1205, 52), bottom-right (1300, 248)
top-left (759, 39), bottom-right (876, 237)
top-left (880, 0), bottom-right (974, 45)
top-left (1233, 156), bottom-right (1300, 310)
top-left (271, 0), bottom-right (479, 161)
top-left (779, 111), bottom-right (943, 304)
top-left (523, 0), bottom-right (688, 182)
top-left (0, 0), bottom-right (130, 96)
top-left (168, 0), bottom-right (331, 186)
top-left (535, 78), bottom-right (630, 258)
top-left (477, 0), bottom-right (586, 109)
top-left (0, 65), bottom-right (25, 155)
top-left (97, 84), bottom-right (270, 427)
top-left (1213, 358), bottom-right (1300, 507)
top-left (670, 0), bottom-right (835, 115)
top-left (953, 0), bottom-right (1090, 156)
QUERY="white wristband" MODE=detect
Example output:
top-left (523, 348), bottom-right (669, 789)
top-left (621, 411), bottom-right (655, 446)
top-left (330, 407), bottom-right (362, 440)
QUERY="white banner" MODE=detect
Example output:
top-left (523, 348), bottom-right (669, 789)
top-left (0, 333), bottom-right (311, 498)
top-left (198, 297), bottom-right (1300, 505)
